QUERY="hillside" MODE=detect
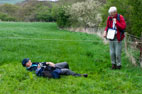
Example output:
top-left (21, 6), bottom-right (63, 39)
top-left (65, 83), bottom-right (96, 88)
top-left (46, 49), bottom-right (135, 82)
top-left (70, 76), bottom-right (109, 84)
top-left (0, 0), bottom-right (25, 4)
top-left (0, 22), bottom-right (142, 94)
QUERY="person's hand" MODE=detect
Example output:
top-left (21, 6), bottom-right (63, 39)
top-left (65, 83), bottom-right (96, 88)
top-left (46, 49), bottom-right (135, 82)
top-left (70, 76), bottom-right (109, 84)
top-left (50, 63), bottom-right (55, 67)
top-left (37, 64), bottom-right (41, 68)
top-left (46, 62), bottom-right (49, 65)
top-left (113, 18), bottom-right (116, 24)
top-left (103, 31), bottom-right (107, 38)
top-left (46, 62), bottom-right (53, 65)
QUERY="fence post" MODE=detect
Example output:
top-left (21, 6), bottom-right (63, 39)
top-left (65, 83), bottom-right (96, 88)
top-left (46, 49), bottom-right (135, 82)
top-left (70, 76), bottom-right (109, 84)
top-left (140, 33), bottom-right (142, 67)
top-left (124, 32), bottom-right (128, 55)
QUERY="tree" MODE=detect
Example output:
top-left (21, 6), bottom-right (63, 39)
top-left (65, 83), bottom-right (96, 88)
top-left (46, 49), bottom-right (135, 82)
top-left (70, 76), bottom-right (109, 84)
top-left (66, 0), bottom-right (102, 28)
top-left (35, 6), bottom-right (55, 22)
top-left (0, 4), bottom-right (19, 20)
top-left (56, 6), bottom-right (71, 28)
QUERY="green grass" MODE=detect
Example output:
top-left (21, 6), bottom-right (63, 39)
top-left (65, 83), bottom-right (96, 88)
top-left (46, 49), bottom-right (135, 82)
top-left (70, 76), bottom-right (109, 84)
top-left (0, 22), bottom-right (142, 94)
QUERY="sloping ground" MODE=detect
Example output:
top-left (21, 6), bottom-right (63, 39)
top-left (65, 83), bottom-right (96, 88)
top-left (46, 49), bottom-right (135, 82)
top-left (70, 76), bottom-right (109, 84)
top-left (0, 22), bottom-right (142, 94)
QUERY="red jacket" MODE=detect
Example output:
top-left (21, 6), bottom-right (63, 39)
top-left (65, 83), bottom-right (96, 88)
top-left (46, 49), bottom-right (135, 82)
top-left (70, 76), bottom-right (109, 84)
top-left (105, 14), bottom-right (126, 41)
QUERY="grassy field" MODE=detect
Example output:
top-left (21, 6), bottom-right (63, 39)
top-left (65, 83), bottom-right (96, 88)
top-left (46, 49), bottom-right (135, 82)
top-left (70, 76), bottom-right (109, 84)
top-left (0, 22), bottom-right (142, 94)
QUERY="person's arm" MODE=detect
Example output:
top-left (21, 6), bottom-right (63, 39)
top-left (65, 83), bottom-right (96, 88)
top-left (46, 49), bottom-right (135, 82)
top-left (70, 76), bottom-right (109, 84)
top-left (38, 62), bottom-right (55, 67)
top-left (104, 17), bottom-right (109, 38)
top-left (46, 62), bottom-right (55, 67)
top-left (116, 15), bottom-right (126, 30)
top-left (35, 67), bottom-right (42, 76)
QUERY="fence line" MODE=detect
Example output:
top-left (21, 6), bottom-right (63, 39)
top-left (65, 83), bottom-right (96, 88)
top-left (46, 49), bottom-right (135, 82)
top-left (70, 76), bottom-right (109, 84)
top-left (66, 27), bottom-right (142, 67)
top-left (0, 28), bottom-right (142, 67)
top-left (124, 32), bottom-right (142, 67)
top-left (0, 37), bottom-right (142, 43)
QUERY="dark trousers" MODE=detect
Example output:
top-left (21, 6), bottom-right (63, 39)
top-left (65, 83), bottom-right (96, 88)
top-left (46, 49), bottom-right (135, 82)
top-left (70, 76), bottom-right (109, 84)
top-left (55, 62), bottom-right (81, 76)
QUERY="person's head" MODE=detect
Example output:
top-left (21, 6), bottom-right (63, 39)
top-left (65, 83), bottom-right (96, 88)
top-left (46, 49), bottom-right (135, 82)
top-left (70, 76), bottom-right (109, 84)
top-left (108, 6), bottom-right (117, 18)
top-left (22, 58), bottom-right (32, 67)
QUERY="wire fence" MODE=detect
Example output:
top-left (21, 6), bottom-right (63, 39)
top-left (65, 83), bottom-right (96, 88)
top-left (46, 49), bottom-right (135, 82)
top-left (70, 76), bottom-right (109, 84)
top-left (124, 32), bottom-right (142, 67)
top-left (0, 29), bottom-right (141, 67)
top-left (66, 27), bottom-right (142, 67)
top-left (85, 27), bottom-right (142, 67)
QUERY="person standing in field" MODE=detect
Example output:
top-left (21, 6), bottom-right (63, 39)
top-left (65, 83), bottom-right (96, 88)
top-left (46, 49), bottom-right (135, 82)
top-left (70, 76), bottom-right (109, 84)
top-left (103, 6), bottom-right (126, 69)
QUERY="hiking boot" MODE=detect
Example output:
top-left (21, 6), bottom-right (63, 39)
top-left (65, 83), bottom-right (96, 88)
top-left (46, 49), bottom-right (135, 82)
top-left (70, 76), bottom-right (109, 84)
top-left (116, 65), bottom-right (121, 69)
top-left (112, 64), bottom-right (116, 70)
top-left (82, 74), bottom-right (88, 78)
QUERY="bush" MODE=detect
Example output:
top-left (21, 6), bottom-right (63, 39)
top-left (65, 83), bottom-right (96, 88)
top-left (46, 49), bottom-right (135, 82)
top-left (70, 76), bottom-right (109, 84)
top-left (0, 4), bottom-right (18, 21)
top-left (35, 6), bottom-right (55, 22)
top-left (0, 4), bottom-right (19, 17)
top-left (130, 0), bottom-right (142, 37)
top-left (0, 12), bottom-right (16, 21)
top-left (67, 0), bottom-right (102, 28)
top-left (56, 6), bottom-right (71, 28)
top-left (55, 0), bottom-right (103, 28)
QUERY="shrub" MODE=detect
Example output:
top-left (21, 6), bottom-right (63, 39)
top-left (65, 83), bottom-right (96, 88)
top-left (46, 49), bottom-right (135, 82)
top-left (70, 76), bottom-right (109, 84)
top-left (56, 6), bottom-right (71, 28)
top-left (35, 6), bottom-right (55, 22)
top-left (0, 12), bottom-right (16, 21)
top-left (66, 0), bottom-right (102, 28)
top-left (130, 0), bottom-right (142, 37)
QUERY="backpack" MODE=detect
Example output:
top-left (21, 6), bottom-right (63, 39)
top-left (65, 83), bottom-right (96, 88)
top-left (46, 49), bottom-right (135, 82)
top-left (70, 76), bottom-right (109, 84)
top-left (42, 69), bottom-right (61, 79)
top-left (42, 65), bottom-right (61, 79)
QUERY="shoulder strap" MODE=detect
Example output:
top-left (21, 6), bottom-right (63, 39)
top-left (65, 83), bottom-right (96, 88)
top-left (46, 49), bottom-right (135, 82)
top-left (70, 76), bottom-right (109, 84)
top-left (117, 14), bottom-right (120, 21)
top-left (109, 16), bottom-right (112, 21)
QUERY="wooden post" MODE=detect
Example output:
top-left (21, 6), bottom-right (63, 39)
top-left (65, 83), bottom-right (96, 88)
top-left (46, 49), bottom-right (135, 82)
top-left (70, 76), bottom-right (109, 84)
top-left (124, 32), bottom-right (128, 55)
top-left (140, 33), bottom-right (142, 67)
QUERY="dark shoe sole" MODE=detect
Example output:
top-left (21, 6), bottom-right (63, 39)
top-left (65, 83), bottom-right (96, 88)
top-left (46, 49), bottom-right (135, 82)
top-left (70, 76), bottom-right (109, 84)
top-left (83, 74), bottom-right (88, 78)
top-left (112, 64), bottom-right (116, 70)
top-left (116, 66), bottom-right (122, 69)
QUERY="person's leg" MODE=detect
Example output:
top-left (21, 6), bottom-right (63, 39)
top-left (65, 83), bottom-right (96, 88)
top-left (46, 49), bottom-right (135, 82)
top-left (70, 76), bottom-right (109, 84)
top-left (60, 69), bottom-right (88, 77)
top-left (60, 68), bottom-right (84, 77)
top-left (115, 40), bottom-right (122, 69)
top-left (55, 62), bottom-right (69, 69)
top-left (110, 40), bottom-right (116, 69)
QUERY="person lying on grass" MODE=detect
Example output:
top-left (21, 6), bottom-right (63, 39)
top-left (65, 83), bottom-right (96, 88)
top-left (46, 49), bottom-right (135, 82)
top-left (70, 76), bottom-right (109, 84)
top-left (22, 58), bottom-right (88, 79)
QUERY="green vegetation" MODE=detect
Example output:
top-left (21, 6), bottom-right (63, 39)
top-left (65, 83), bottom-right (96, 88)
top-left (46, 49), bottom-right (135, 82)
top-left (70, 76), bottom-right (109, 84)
top-left (56, 0), bottom-right (102, 28)
top-left (0, 22), bottom-right (142, 94)
top-left (0, 12), bottom-right (16, 21)
top-left (56, 6), bottom-right (71, 28)
top-left (0, 0), bottom-right (141, 37)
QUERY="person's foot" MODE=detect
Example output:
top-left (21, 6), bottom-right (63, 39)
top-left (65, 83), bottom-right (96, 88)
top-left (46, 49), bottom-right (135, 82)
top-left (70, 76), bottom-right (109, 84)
top-left (82, 74), bottom-right (88, 78)
top-left (112, 64), bottom-right (116, 70)
top-left (116, 65), bottom-right (121, 69)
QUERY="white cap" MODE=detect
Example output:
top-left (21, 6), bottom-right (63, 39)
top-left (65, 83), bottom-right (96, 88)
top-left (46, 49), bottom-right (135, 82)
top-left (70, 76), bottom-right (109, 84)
top-left (108, 6), bottom-right (117, 14)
